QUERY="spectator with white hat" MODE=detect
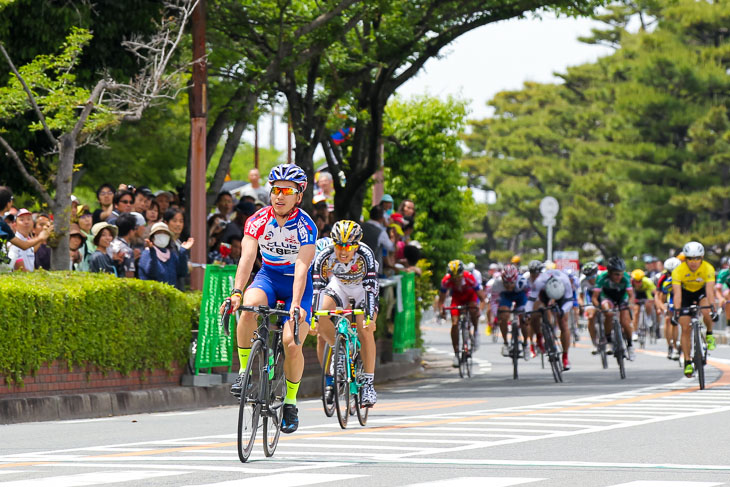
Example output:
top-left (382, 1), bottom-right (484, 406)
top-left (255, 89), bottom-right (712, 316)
top-left (88, 222), bottom-right (122, 275)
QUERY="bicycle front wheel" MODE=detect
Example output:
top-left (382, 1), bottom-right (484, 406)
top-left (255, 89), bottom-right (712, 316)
top-left (263, 341), bottom-right (285, 457)
top-left (333, 335), bottom-right (350, 429)
top-left (511, 320), bottom-right (520, 380)
top-left (614, 320), bottom-right (626, 380)
top-left (543, 320), bottom-right (562, 383)
top-left (238, 341), bottom-right (264, 463)
top-left (693, 323), bottom-right (705, 390)
top-left (321, 343), bottom-right (335, 417)
top-left (459, 316), bottom-right (470, 378)
top-left (597, 315), bottom-right (608, 369)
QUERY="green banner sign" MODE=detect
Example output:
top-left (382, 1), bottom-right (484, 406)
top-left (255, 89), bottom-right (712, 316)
top-left (393, 272), bottom-right (416, 353)
top-left (194, 265), bottom-right (237, 374)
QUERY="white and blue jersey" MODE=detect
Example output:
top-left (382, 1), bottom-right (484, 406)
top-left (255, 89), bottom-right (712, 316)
top-left (244, 206), bottom-right (317, 319)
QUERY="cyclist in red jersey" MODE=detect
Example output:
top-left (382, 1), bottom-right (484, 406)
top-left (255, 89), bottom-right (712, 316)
top-left (437, 260), bottom-right (486, 367)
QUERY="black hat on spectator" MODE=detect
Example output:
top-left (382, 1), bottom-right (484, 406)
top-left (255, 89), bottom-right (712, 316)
top-left (235, 200), bottom-right (256, 218)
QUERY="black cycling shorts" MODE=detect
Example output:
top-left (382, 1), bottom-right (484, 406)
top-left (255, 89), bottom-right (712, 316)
top-left (678, 288), bottom-right (706, 316)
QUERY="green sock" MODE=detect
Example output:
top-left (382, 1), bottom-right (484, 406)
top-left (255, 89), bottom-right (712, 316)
top-left (238, 347), bottom-right (251, 373)
top-left (284, 379), bottom-right (300, 405)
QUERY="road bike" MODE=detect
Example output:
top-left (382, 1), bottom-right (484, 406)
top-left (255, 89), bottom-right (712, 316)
top-left (313, 305), bottom-right (369, 428)
top-left (635, 299), bottom-right (655, 349)
top-left (319, 343), bottom-right (336, 417)
top-left (498, 309), bottom-right (527, 380)
top-left (442, 305), bottom-right (475, 378)
top-left (674, 305), bottom-right (714, 390)
top-left (599, 304), bottom-right (630, 380)
top-left (221, 300), bottom-right (299, 462)
top-left (526, 305), bottom-right (563, 383)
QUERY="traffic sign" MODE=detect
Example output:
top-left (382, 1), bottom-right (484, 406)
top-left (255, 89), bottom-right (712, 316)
top-left (539, 196), bottom-right (559, 218)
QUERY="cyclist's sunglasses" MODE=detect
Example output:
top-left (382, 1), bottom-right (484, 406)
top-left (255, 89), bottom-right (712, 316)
top-left (335, 243), bottom-right (359, 252)
top-left (687, 257), bottom-right (702, 261)
top-left (270, 186), bottom-right (300, 196)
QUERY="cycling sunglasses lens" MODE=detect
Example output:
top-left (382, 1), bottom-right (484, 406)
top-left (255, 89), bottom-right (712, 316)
top-left (271, 186), bottom-right (298, 196)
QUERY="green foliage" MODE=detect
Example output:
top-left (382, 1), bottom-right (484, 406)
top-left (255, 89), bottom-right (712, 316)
top-left (0, 272), bottom-right (197, 386)
top-left (465, 0), bottom-right (730, 261)
top-left (413, 259), bottom-right (437, 348)
top-left (384, 95), bottom-right (472, 281)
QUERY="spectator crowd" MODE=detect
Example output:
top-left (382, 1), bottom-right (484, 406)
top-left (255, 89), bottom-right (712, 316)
top-left (0, 167), bottom-right (423, 288)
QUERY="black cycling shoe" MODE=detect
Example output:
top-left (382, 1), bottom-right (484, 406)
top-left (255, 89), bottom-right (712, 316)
top-left (281, 404), bottom-right (299, 434)
top-left (230, 373), bottom-right (244, 398)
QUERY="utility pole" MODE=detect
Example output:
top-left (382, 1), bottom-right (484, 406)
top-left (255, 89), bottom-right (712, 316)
top-left (189, 0), bottom-right (207, 290)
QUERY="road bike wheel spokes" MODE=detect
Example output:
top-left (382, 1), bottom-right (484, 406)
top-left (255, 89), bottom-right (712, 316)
top-left (321, 344), bottom-right (335, 417)
top-left (693, 323), bottom-right (705, 390)
top-left (333, 336), bottom-right (350, 429)
top-left (263, 343), bottom-right (285, 457)
top-left (354, 353), bottom-right (369, 426)
top-left (237, 342), bottom-right (264, 463)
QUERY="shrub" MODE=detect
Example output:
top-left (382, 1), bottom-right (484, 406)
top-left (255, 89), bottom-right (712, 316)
top-left (0, 271), bottom-right (196, 386)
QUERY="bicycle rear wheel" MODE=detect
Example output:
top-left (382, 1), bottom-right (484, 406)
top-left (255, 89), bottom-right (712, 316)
top-left (511, 320), bottom-right (519, 380)
top-left (237, 341), bottom-right (264, 463)
top-left (333, 335), bottom-right (350, 429)
top-left (543, 320), bottom-right (562, 383)
top-left (693, 322), bottom-right (705, 390)
top-left (321, 343), bottom-right (335, 417)
top-left (354, 352), bottom-right (369, 426)
top-left (263, 342), bottom-right (285, 457)
top-left (459, 316), bottom-right (470, 378)
top-left (614, 320), bottom-right (626, 380)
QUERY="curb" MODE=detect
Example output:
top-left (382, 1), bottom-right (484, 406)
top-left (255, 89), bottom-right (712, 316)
top-left (0, 356), bottom-right (423, 425)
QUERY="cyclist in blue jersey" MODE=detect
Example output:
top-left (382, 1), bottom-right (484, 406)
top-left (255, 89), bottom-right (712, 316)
top-left (222, 164), bottom-right (317, 434)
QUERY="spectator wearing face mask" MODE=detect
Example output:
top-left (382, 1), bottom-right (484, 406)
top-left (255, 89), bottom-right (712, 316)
top-left (379, 194), bottom-right (394, 224)
top-left (138, 222), bottom-right (193, 286)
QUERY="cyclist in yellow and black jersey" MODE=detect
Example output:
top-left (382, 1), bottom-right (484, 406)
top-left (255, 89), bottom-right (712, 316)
top-left (671, 241), bottom-right (718, 377)
top-left (630, 269), bottom-right (656, 338)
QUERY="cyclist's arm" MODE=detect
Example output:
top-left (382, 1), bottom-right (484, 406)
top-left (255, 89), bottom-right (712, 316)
top-left (591, 288), bottom-right (601, 308)
top-left (672, 282), bottom-right (682, 311)
top-left (232, 235), bottom-right (259, 292)
top-left (654, 289), bottom-right (665, 313)
top-left (705, 279), bottom-right (716, 306)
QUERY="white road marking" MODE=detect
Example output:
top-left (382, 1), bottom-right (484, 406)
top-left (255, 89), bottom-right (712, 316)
top-left (0, 470), bottom-right (188, 486)
top-left (606, 482), bottom-right (725, 487)
top-left (180, 473), bottom-right (365, 487)
top-left (403, 478), bottom-right (544, 487)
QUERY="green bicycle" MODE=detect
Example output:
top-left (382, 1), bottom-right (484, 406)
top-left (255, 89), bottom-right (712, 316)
top-left (313, 306), bottom-right (369, 429)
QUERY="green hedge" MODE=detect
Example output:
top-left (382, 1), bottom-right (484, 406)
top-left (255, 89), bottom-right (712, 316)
top-left (0, 272), bottom-right (198, 386)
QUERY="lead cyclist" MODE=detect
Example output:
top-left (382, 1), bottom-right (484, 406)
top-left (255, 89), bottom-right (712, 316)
top-left (221, 163), bottom-right (317, 434)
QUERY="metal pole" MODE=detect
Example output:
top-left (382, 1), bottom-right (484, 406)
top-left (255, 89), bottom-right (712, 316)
top-left (287, 118), bottom-right (292, 164)
top-left (254, 120), bottom-right (259, 170)
top-left (547, 225), bottom-right (553, 262)
top-left (189, 0), bottom-right (207, 291)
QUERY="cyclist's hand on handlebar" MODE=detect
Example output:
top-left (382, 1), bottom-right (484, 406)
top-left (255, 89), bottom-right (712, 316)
top-left (290, 305), bottom-right (306, 327)
top-left (671, 310), bottom-right (680, 327)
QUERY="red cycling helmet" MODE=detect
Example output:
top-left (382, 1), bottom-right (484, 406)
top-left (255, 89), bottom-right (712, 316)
top-left (502, 264), bottom-right (519, 283)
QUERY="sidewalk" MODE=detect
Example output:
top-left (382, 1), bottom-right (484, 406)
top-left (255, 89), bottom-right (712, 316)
top-left (0, 353), bottom-right (423, 425)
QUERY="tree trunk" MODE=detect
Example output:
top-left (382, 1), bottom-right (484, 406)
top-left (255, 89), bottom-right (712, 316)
top-left (50, 134), bottom-right (74, 271)
top-left (206, 118), bottom-right (247, 208)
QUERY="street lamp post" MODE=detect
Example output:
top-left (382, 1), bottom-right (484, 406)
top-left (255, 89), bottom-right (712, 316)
top-left (539, 196), bottom-right (559, 262)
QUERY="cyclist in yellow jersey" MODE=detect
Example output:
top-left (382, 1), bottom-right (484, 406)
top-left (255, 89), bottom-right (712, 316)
top-left (630, 269), bottom-right (656, 337)
top-left (671, 241), bottom-right (718, 377)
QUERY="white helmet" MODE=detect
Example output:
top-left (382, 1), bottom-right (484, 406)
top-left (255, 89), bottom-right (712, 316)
top-left (664, 257), bottom-right (681, 272)
top-left (544, 276), bottom-right (566, 300)
top-left (682, 241), bottom-right (704, 258)
top-left (465, 262), bottom-right (475, 272)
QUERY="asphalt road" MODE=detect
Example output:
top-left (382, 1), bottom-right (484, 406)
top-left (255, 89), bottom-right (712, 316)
top-left (2, 320), bottom-right (730, 487)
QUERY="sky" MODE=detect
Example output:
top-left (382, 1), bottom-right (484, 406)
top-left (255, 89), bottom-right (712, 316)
top-left (249, 13), bottom-right (614, 152)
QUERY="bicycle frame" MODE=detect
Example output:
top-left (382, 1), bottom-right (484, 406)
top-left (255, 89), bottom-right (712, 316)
top-left (442, 305), bottom-right (476, 378)
top-left (314, 308), bottom-right (365, 395)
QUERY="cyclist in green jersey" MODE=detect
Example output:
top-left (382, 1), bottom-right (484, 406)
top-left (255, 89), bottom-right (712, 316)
top-left (592, 257), bottom-right (636, 361)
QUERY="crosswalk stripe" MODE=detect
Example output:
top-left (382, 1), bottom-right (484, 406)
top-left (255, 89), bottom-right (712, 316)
top-left (0, 470), bottom-right (188, 486)
top-left (402, 477), bottom-right (544, 487)
top-left (605, 482), bottom-right (725, 487)
top-left (180, 473), bottom-right (365, 487)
